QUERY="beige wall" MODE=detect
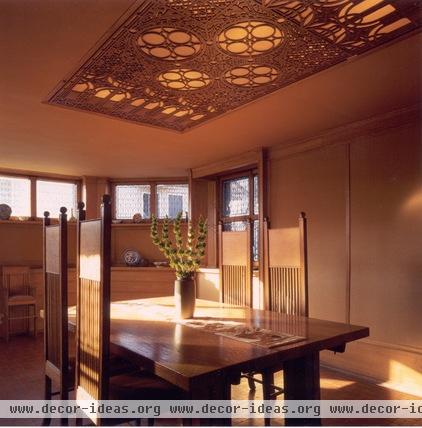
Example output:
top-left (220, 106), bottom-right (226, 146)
top-left (349, 125), bottom-right (422, 347)
top-left (0, 222), bottom-right (77, 267)
top-left (270, 144), bottom-right (348, 322)
top-left (268, 112), bottom-right (422, 395)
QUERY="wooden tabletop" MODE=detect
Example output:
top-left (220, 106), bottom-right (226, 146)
top-left (67, 297), bottom-right (369, 391)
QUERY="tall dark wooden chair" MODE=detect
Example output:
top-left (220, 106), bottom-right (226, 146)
top-left (75, 195), bottom-right (184, 426)
top-left (218, 221), bottom-right (253, 307)
top-left (244, 213), bottom-right (309, 426)
top-left (42, 207), bottom-right (71, 426)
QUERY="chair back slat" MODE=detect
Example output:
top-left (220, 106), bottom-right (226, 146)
top-left (2, 266), bottom-right (31, 296)
top-left (75, 196), bottom-right (111, 415)
top-left (218, 222), bottom-right (252, 307)
top-left (43, 208), bottom-right (69, 395)
top-left (265, 213), bottom-right (309, 316)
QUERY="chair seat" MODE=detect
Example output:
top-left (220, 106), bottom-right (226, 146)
top-left (109, 371), bottom-right (184, 400)
top-left (8, 294), bottom-right (36, 306)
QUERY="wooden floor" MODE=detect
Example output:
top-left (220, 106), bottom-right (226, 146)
top-left (0, 334), bottom-right (421, 426)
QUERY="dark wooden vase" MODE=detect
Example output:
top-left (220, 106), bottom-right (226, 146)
top-left (174, 277), bottom-right (196, 319)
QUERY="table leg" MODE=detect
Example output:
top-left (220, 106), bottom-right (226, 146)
top-left (211, 375), bottom-right (232, 427)
top-left (283, 351), bottom-right (321, 426)
top-left (189, 373), bottom-right (232, 427)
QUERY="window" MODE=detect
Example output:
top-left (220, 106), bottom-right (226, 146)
top-left (115, 184), bottom-right (151, 219)
top-left (221, 173), bottom-right (259, 261)
top-left (36, 180), bottom-right (78, 218)
top-left (222, 177), bottom-right (249, 217)
top-left (0, 176), bottom-right (31, 217)
top-left (157, 184), bottom-right (188, 219)
top-left (113, 182), bottom-right (189, 220)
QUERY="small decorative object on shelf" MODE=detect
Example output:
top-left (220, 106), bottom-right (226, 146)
top-left (132, 213), bottom-right (142, 223)
top-left (153, 261), bottom-right (169, 268)
top-left (151, 211), bottom-right (207, 319)
top-left (69, 208), bottom-right (77, 222)
top-left (123, 249), bottom-right (141, 266)
top-left (0, 204), bottom-right (12, 220)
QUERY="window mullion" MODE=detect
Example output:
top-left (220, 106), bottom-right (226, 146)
top-left (248, 173), bottom-right (254, 222)
top-left (150, 182), bottom-right (157, 218)
top-left (30, 177), bottom-right (36, 219)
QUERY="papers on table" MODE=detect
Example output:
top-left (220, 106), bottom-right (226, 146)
top-left (181, 319), bottom-right (306, 348)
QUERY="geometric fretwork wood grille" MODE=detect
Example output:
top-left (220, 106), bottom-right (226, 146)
top-left (46, 0), bottom-right (421, 132)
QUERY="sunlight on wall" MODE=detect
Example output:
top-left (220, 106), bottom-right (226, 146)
top-left (197, 271), bottom-right (220, 301)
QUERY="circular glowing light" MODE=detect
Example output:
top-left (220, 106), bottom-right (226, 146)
top-left (218, 21), bottom-right (283, 56)
top-left (137, 27), bottom-right (202, 60)
top-left (225, 64), bottom-right (278, 87)
top-left (158, 69), bottom-right (211, 91)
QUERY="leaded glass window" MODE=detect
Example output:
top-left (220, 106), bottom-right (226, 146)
top-left (0, 176), bottom-right (31, 217)
top-left (156, 184), bottom-right (188, 219)
top-left (221, 173), bottom-right (259, 262)
top-left (253, 175), bottom-right (259, 216)
top-left (222, 177), bottom-right (249, 217)
top-left (36, 180), bottom-right (77, 218)
top-left (115, 184), bottom-right (151, 219)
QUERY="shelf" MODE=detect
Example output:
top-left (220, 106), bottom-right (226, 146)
top-left (112, 265), bottom-right (173, 271)
top-left (111, 222), bottom-right (188, 228)
top-left (0, 220), bottom-right (77, 226)
top-left (0, 220), bottom-right (42, 225)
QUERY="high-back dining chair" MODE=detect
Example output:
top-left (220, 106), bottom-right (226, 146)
top-left (218, 221), bottom-right (253, 307)
top-left (75, 196), bottom-right (112, 409)
top-left (43, 207), bottom-right (71, 426)
top-left (264, 213), bottom-right (308, 316)
top-left (1, 266), bottom-right (36, 342)
top-left (75, 195), bottom-right (184, 426)
top-left (244, 213), bottom-right (309, 426)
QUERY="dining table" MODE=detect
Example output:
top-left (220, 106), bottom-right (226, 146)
top-left (61, 296), bottom-right (369, 426)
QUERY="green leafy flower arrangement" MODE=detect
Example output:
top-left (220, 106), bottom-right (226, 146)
top-left (150, 212), bottom-right (208, 280)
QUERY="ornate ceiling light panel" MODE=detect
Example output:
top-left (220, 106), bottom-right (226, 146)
top-left (47, 0), bottom-right (421, 132)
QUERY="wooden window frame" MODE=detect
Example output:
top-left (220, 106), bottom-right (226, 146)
top-left (219, 170), bottom-right (259, 265)
top-left (219, 170), bottom-right (258, 225)
top-left (0, 170), bottom-right (81, 220)
top-left (110, 178), bottom-right (189, 222)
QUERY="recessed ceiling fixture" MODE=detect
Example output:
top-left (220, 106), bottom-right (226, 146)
top-left (46, 0), bottom-right (421, 132)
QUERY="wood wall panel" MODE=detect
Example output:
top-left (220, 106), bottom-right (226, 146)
top-left (349, 124), bottom-right (422, 348)
top-left (0, 223), bottom-right (76, 267)
top-left (269, 144), bottom-right (348, 323)
top-left (268, 110), bottom-right (422, 395)
top-left (111, 224), bottom-right (187, 266)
